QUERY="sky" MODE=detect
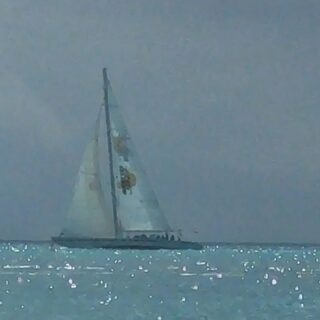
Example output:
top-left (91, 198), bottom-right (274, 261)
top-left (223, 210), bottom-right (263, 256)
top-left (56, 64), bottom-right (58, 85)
top-left (0, 0), bottom-right (319, 242)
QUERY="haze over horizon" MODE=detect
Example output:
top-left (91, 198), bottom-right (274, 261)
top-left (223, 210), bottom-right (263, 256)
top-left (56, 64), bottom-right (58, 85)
top-left (0, 1), bottom-right (319, 242)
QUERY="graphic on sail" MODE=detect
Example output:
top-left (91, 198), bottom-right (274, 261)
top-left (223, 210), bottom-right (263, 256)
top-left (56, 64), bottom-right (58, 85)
top-left (106, 80), bottom-right (171, 233)
top-left (62, 113), bottom-right (115, 238)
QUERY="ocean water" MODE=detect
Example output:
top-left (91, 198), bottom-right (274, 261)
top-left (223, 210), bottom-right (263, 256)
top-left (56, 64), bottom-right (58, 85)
top-left (0, 243), bottom-right (319, 319)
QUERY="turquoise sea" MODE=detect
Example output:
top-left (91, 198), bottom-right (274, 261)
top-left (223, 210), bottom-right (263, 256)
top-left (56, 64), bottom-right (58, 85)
top-left (0, 243), bottom-right (319, 319)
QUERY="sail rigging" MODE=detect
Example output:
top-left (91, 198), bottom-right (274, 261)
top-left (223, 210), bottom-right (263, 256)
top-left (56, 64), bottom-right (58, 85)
top-left (103, 69), bottom-right (119, 237)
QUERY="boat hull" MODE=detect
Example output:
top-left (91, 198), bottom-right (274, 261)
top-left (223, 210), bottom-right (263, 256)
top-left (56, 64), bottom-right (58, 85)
top-left (51, 237), bottom-right (203, 250)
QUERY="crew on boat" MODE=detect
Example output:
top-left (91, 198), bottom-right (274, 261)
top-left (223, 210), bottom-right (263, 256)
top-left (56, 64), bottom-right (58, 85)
top-left (131, 232), bottom-right (181, 241)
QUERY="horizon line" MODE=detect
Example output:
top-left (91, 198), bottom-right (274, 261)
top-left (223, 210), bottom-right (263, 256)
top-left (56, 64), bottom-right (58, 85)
top-left (1, 239), bottom-right (320, 248)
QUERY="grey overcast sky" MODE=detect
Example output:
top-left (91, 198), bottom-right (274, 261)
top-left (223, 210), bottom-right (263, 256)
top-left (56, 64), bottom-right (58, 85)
top-left (0, 0), bottom-right (319, 242)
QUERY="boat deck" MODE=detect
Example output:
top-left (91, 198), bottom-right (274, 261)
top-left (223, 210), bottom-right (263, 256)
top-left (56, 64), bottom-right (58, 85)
top-left (51, 237), bottom-right (203, 250)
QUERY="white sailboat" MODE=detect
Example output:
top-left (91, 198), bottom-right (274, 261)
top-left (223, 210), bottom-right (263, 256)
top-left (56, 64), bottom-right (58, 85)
top-left (52, 69), bottom-right (202, 250)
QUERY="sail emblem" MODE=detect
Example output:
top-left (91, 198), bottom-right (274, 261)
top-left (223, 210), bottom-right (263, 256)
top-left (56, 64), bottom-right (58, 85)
top-left (118, 165), bottom-right (137, 194)
top-left (113, 136), bottom-right (129, 161)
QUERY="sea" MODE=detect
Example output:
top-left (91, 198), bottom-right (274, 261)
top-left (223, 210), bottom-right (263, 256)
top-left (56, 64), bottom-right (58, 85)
top-left (0, 243), bottom-right (319, 319)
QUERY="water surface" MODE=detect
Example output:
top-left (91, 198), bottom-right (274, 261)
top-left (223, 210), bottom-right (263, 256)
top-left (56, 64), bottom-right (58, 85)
top-left (0, 243), bottom-right (319, 319)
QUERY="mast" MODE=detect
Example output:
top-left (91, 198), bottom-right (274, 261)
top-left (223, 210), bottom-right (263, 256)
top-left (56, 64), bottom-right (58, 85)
top-left (103, 68), bottom-right (119, 237)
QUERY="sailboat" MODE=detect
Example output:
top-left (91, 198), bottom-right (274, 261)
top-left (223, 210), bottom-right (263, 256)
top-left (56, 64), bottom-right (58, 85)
top-left (52, 68), bottom-right (202, 250)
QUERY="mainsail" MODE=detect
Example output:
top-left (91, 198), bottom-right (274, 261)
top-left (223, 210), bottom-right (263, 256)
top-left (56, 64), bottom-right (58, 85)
top-left (62, 112), bottom-right (115, 238)
top-left (103, 70), bottom-right (171, 234)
